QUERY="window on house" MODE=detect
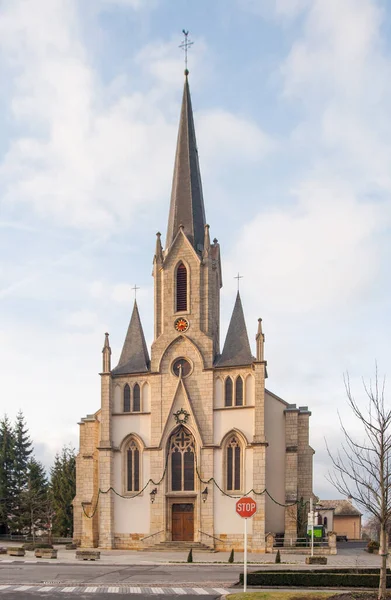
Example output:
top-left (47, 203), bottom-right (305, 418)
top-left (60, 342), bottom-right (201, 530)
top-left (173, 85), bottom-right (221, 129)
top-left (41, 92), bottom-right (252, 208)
top-left (169, 428), bottom-right (195, 491)
top-left (124, 384), bottom-right (131, 413)
top-left (225, 377), bottom-right (233, 407)
top-left (176, 262), bottom-right (187, 311)
top-left (235, 377), bottom-right (243, 406)
top-left (126, 440), bottom-right (140, 492)
top-left (133, 383), bottom-right (141, 412)
top-left (226, 436), bottom-right (241, 491)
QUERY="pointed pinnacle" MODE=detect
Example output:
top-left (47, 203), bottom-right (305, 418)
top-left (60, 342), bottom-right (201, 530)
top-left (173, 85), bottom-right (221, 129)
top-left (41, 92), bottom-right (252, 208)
top-left (257, 318), bottom-right (263, 335)
top-left (154, 231), bottom-right (163, 263)
top-left (103, 332), bottom-right (111, 351)
top-left (203, 224), bottom-right (211, 257)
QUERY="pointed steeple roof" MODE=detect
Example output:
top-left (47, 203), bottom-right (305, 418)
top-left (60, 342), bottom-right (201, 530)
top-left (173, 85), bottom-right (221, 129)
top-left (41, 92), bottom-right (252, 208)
top-left (166, 73), bottom-right (206, 252)
top-left (216, 292), bottom-right (254, 367)
top-left (112, 301), bottom-right (150, 375)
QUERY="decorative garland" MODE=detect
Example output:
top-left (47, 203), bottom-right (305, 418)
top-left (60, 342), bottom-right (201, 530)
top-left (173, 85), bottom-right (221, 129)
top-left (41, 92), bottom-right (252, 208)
top-left (81, 425), bottom-right (302, 519)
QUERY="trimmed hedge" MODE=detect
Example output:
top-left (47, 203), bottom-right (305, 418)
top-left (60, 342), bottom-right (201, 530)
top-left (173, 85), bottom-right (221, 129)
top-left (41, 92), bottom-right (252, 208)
top-left (241, 569), bottom-right (391, 588)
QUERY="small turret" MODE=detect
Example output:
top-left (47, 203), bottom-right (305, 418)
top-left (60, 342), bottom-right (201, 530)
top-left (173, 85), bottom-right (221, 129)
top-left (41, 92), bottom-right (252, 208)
top-left (102, 332), bottom-right (111, 373)
top-left (256, 318), bottom-right (265, 361)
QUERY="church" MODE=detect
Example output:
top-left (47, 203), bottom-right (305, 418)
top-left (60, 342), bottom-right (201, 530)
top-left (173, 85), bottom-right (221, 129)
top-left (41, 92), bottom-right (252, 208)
top-left (73, 71), bottom-right (314, 552)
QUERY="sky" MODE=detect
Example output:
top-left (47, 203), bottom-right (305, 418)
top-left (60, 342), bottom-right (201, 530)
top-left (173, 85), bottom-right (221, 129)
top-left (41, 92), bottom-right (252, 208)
top-left (1, 0), bottom-right (391, 502)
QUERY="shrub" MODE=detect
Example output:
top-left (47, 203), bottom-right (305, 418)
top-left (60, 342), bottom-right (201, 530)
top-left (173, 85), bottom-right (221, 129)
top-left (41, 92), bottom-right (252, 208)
top-left (367, 540), bottom-right (380, 553)
top-left (187, 548), bottom-right (193, 563)
top-left (241, 569), bottom-right (391, 588)
top-left (275, 549), bottom-right (281, 563)
top-left (23, 543), bottom-right (53, 551)
top-left (228, 549), bottom-right (234, 563)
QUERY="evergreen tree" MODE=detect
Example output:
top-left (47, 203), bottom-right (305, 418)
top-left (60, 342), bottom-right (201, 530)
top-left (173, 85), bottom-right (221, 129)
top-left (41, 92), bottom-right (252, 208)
top-left (22, 459), bottom-right (49, 541)
top-left (50, 446), bottom-right (76, 537)
top-left (11, 411), bottom-right (33, 532)
top-left (0, 416), bottom-right (16, 534)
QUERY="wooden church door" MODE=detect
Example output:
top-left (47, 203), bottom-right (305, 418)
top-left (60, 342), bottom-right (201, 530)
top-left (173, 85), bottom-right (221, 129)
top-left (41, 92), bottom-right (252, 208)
top-left (172, 504), bottom-right (194, 541)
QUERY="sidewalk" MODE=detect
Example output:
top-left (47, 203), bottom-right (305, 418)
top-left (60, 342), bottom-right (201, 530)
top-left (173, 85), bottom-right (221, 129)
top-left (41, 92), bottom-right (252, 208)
top-left (0, 543), bottom-right (385, 567)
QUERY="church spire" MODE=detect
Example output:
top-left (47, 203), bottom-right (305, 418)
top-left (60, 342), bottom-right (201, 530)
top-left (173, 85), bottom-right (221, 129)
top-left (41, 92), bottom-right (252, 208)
top-left (112, 301), bottom-right (150, 375)
top-left (165, 73), bottom-right (206, 253)
top-left (216, 292), bottom-right (254, 367)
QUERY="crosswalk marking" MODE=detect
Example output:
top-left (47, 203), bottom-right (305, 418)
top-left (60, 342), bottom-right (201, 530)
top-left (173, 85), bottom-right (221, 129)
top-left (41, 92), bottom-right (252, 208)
top-left (14, 586), bottom-right (33, 591)
top-left (0, 583), bottom-right (231, 595)
top-left (61, 587), bottom-right (76, 592)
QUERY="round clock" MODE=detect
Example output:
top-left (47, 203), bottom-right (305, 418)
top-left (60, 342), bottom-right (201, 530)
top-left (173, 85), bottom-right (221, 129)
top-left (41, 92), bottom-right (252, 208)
top-left (172, 358), bottom-right (192, 378)
top-left (174, 317), bottom-right (189, 333)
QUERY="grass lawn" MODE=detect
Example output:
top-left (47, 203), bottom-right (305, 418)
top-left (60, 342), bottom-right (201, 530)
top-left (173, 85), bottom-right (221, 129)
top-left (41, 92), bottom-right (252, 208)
top-left (227, 593), bottom-right (339, 600)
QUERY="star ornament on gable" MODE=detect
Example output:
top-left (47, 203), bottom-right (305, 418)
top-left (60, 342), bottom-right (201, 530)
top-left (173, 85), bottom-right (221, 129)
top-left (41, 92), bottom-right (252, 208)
top-left (173, 408), bottom-right (190, 425)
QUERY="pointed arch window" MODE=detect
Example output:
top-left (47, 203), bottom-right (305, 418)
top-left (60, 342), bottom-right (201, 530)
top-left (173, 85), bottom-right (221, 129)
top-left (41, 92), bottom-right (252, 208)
top-left (169, 428), bottom-right (195, 491)
top-left (124, 384), bottom-right (131, 413)
top-left (225, 377), bottom-right (233, 407)
top-left (235, 377), bottom-right (243, 406)
top-left (226, 435), bottom-right (241, 491)
top-left (133, 384), bottom-right (141, 412)
top-left (176, 262), bottom-right (188, 312)
top-left (126, 439), bottom-right (140, 492)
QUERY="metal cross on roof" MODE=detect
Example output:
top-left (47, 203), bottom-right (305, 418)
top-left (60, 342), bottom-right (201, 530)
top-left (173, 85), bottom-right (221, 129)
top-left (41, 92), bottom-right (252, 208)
top-left (132, 284), bottom-right (140, 300)
top-left (235, 272), bottom-right (243, 291)
top-left (179, 29), bottom-right (194, 72)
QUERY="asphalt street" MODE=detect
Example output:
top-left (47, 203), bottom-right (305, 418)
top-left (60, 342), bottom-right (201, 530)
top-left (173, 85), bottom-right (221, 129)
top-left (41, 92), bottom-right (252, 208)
top-left (0, 563), bottom-right (239, 586)
top-left (0, 593), bottom-right (219, 600)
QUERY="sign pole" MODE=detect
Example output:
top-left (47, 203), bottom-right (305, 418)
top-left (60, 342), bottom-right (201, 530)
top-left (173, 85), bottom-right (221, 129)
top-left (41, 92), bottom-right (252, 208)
top-left (236, 496), bottom-right (256, 593)
top-left (310, 497), bottom-right (314, 557)
top-left (244, 517), bottom-right (247, 593)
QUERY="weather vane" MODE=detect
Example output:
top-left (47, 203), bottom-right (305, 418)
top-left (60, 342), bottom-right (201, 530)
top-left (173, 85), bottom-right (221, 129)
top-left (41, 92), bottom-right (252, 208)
top-left (179, 29), bottom-right (194, 72)
top-left (235, 273), bottom-right (243, 292)
top-left (132, 284), bottom-right (140, 300)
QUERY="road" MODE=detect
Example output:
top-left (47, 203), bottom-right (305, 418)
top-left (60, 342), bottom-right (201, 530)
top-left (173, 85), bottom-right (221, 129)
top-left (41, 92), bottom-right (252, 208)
top-left (0, 562), bottom-right (237, 598)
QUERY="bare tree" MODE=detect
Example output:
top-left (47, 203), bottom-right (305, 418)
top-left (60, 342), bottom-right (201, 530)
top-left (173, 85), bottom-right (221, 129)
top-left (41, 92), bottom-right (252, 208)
top-left (326, 369), bottom-right (391, 600)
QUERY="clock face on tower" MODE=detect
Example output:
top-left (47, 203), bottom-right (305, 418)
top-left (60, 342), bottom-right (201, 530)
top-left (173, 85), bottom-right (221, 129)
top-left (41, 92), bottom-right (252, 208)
top-left (174, 317), bottom-right (189, 333)
top-left (172, 358), bottom-right (192, 378)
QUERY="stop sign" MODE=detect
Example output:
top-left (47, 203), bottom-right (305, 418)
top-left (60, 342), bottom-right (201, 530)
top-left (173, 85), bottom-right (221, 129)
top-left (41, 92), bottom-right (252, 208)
top-left (236, 496), bottom-right (257, 518)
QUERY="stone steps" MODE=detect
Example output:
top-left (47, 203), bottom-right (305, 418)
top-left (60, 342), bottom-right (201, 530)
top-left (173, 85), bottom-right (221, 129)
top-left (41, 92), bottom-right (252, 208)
top-left (142, 541), bottom-right (215, 552)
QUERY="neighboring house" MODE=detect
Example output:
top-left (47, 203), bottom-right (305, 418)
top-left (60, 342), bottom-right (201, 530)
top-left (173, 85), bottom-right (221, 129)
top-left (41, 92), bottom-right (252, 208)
top-left (73, 73), bottom-right (315, 552)
top-left (318, 500), bottom-right (362, 540)
top-left (315, 504), bottom-right (334, 534)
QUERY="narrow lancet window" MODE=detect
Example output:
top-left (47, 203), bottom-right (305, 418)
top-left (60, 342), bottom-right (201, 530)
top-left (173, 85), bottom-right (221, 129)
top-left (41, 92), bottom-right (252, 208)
top-left (225, 377), bottom-right (233, 407)
top-left (133, 384), bottom-right (141, 412)
top-left (235, 377), bottom-right (243, 406)
top-left (176, 262), bottom-right (187, 311)
top-left (124, 384), bottom-right (131, 413)
top-left (226, 436), bottom-right (241, 491)
top-left (127, 440), bottom-right (140, 491)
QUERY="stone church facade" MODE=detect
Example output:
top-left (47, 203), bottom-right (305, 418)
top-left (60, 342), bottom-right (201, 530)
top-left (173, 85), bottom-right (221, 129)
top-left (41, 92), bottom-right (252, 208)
top-left (73, 73), bottom-right (314, 552)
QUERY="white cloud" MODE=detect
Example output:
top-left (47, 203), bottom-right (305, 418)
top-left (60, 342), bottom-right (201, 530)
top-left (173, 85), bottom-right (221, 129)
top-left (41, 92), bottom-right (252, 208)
top-left (98, 0), bottom-right (156, 7)
top-left (226, 178), bottom-right (381, 314)
top-left (198, 109), bottom-right (275, 166)
top-left (0, 0), bottom-right (176, 230)
top-left (66, 309), bottom-right (98, 329)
